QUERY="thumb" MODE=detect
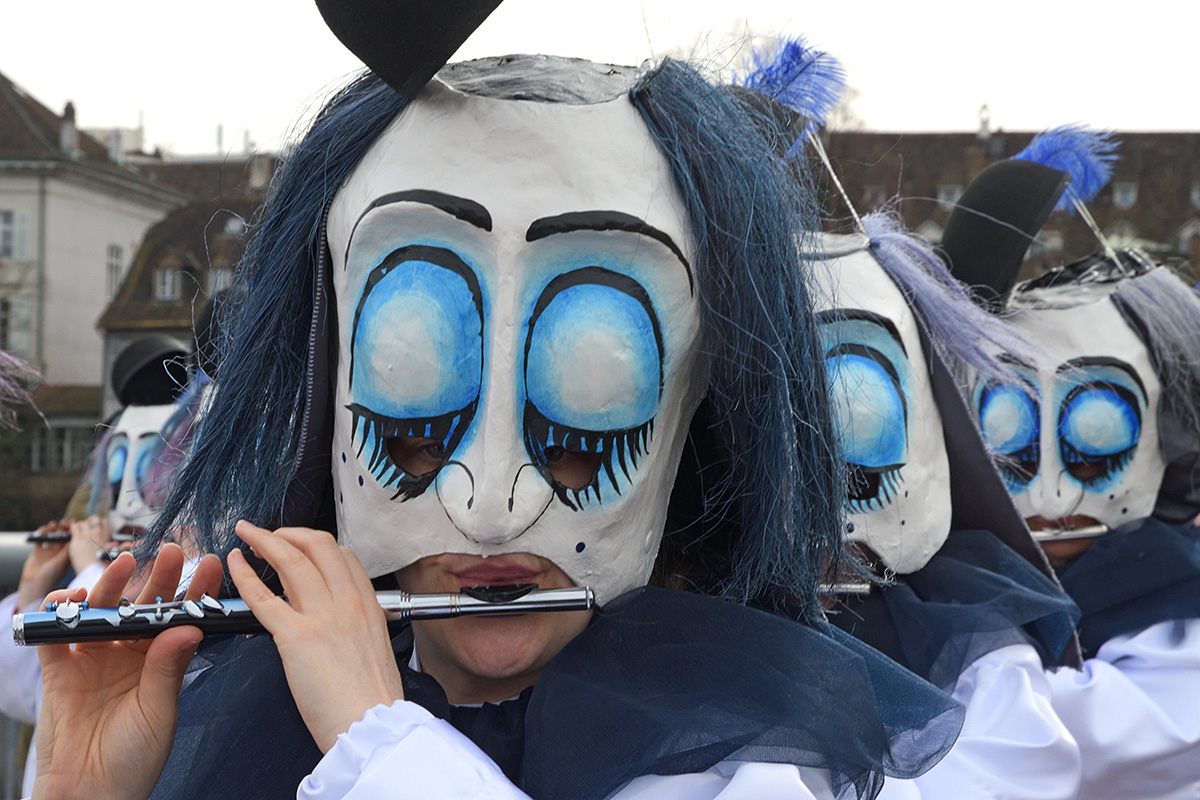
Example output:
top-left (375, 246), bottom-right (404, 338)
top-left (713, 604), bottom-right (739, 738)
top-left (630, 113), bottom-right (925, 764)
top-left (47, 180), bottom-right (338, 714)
top-left (138, 629), bottom-right (202, 724)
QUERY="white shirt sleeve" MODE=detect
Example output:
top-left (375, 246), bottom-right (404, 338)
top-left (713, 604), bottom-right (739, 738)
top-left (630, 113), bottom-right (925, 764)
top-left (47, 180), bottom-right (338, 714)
top-left (877, 643), bottom-right (1081, 800)
top-left (0, 592), bottom-right (45, 724)
top-left (67, 562), bottom-right (105, 593)
top-left (302, 700), bottom-right (833, 800)
top-left (1046, 618), bottom-right (1200, 800)
top-left (299, 700), bottom-right (531, 800)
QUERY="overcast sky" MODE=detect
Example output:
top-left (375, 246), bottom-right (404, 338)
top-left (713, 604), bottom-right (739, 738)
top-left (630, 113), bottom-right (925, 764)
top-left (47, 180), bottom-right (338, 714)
top-left (3, 1), bottom-right (1195, 155)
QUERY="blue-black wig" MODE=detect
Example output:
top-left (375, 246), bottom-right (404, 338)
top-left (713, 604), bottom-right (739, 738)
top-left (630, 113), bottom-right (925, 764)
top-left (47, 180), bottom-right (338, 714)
top-left (142, 57), bottom-right (844, 621)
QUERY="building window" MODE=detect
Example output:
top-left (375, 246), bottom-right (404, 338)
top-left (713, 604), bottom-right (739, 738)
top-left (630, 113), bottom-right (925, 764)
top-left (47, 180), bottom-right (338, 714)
top-left (29, 425), bottom-right (94, 473)
top-left (916, 220), bottom-right (943, 244)
top-left (936, 184), bottom-right (962, 211)
top-left (861, 185), bottom-right (887, 209)
top-left (154, 268), bottom-right (181, 301)
top-left (106, 244), bottom-right (123, 297)
top-left (1041, 230), bottom-right (1064, 254)
top-left (0, 298), bottom-right (9, 351)
top-left (1026, 231), bottom-right (1063, 260)
top-left (0, 211), bottom-right (12, 258)
top-left (1178, 219), bottom-right (1200, 256)
top-left (1113, 182), bottom-right (1138, 210)
top-left (210, 267), bottom-right (232, 293)
top-left (1106, 220), bottom-right (1137, 246)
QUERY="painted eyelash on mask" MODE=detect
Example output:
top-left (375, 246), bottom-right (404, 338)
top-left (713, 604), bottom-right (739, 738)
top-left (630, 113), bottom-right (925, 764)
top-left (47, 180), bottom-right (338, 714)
top-left (1059, 440), bottom-right (1137, 489)
top-left (994, 443), bottom-right (1040, 493)
top-left (846, 463), bottom-right (903, 514)
top-left (347, 401), bottom-right (476, 500)
top-left (522, 401), bottom-right (653, 511)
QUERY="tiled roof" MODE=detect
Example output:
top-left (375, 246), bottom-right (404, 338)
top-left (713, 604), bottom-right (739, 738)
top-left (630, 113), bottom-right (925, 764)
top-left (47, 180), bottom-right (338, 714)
top-left (30, 384), bottom-right (101, 417)
top-left (0, 69), bottom-right (112, 163)
top-left (129, 154), bottom-right (278, 203)
top-left (97, 198), bottom-right (259, 331)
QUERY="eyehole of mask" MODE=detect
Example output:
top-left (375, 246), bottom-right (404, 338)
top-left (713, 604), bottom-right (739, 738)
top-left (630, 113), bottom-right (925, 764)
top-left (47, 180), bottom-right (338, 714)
top-left (385, 435), bottom-right (447, 477)
top-left (543, 445), bottom-right (603, 490)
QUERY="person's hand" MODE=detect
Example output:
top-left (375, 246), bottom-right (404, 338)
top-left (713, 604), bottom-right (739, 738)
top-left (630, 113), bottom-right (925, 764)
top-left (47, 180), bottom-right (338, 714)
top-left (229, 521), bottom-right (404, 753)
top-left (17, 522), bottom-right (72, 610)
top-left (31, 544), bottom-right (223, 800)
top-left (68, 515), bottom-right (110, 574)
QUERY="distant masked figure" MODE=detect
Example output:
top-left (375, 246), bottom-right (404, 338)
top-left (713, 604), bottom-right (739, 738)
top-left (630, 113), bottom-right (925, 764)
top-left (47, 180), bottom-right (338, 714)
top-left (812, 222), bottom-right (1081, 800)
top-left (85, 334), bottom-right (189, 539)
top-left (945, 147), bottom-right (1200, 800)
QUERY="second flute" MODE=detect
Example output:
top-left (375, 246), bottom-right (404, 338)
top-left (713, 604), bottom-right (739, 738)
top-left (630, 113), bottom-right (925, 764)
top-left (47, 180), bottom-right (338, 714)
top-left (14, 584), bottom-right (594, 646)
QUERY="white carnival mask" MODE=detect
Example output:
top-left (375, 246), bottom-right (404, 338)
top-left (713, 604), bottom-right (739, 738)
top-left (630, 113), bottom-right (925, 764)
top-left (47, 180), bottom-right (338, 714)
top-left (327, 80), bottom-right (705, 605)
top-left (811, 235), bottom-right (952, 574)
top-left (105, 403), bottom-right (176, 536)
top-left (975, 285), bottom-right (1165, 536)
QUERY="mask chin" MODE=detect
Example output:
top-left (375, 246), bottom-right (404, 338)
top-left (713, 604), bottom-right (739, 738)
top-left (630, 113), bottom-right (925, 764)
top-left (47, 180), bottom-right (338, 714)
top-left (812, 236), bottom-right (952, 575)
top-left (326, 77), bottom-right (706, 605)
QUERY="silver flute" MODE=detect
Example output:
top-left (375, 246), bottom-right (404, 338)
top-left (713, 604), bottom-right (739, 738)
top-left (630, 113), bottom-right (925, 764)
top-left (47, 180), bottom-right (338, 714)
top-left (13, 584), bottom-right (594, 646)
top-left (27, 529), bottom-right (136, 545)
top-left (1031, 523), bottom-right (1109, 542)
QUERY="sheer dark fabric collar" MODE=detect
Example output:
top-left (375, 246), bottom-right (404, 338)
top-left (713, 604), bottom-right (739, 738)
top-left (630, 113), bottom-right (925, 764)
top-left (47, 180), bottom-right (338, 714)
top-left (1055, 517), bottom-right (1200, 658)
top-left (151, 587), bottom-right (964, 800)
top-left (827, 531), bottom-right (1080, 690)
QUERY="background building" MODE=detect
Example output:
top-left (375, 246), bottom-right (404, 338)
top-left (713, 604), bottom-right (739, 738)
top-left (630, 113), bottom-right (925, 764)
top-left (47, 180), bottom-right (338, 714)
top-left (823, 126), bottom-right (1200, 285)
top-left (0, 71), bottom-right (273, 527)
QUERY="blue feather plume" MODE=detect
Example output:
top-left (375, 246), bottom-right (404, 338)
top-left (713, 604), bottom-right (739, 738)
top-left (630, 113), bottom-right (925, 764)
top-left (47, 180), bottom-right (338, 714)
top-left (1014, 124), bottom-right (1119, 213)
top-left (735, 36), bottom-right (846, 153)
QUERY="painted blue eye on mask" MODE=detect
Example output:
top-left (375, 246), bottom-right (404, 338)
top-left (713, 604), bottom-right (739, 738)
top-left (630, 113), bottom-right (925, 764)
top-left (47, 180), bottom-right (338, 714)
top-left (523, 267), bottom-right (662, 510)
top-left (134, 434), bottom-right (162, 506)
top-left (818, 312), bottom-right (909, 514)
top-left (977, 381), bottom-right (1040, 493)
top-left (348, 246), bottom-right (484, 500)
top-left (107, 437), bottom-right (128, 508)
top-left (1058, 381), bottom-right (1141, 491)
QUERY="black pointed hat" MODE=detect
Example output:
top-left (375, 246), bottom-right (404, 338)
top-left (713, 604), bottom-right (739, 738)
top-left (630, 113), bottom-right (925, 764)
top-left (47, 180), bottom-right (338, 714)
top-left (112, 334), bottom-right (190, 406)
top-left (939, 159), bottom-right (1069, 312)
top-left (315, 0), bottom-right (505, 100)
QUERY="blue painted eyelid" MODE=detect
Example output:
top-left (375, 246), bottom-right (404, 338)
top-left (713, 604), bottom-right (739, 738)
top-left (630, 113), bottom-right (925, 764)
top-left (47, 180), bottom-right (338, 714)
top-left (525, 281), bottom-right (662, 432)
top-left (978, 382), bottom-right (1040, 455)
top-left (1058, 383), bottom-right (1141, 457)
top-left (825, 350), bottom-right (907, 469)
top-left (350, 256), bottom-right (484, 421)
top-left (107, 444), bottom-right (128, 484)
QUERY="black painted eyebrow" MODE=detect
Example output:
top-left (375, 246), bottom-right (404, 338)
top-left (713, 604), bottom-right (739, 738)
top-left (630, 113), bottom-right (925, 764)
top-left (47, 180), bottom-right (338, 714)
top-left (1057, 356), bottom-right (1148, 401)
top-left (345, 190), bottom-right (492, 268)
top-left (525, 210), bottom-right (693, 294)
top-left (815, 308), bottom-right (908, 356)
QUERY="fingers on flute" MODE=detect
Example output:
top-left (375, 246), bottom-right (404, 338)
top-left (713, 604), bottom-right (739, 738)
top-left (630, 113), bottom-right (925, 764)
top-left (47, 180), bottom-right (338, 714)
top-left (234, 522), bottom-right (329, 609)
top-left (86, 551), bottom-right (138, 607)
top-left (271, 527), bottom-right (355, 593)
top-left (40, 586), bottom-right (87, 612)
top-left (133, 544), bottom-right (186, 606)
top-left (183, 554), bottom-right (224, 603)
top-left (139, 626), bottom-right (204, 722)
top-left (36, 587), bottom-right (90, 665)
top-left (227, 548), bottom-right (295, 632)
top-left (340, 546), bottom-right (380, 598)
